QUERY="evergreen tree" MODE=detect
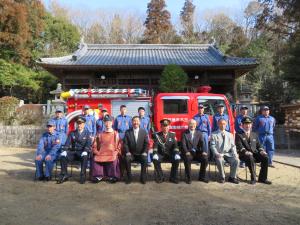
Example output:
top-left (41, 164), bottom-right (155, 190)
top-left (159, 64), bottom-right (188, 92)
top-left (143, 0), bottom-right (173, 44)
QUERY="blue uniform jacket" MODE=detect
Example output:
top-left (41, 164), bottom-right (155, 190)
top-left (193, 113), bottom-right (211, 136)
top-left (96, 118), bottom-right (106, 134)
top-left (53, 117), bottom-right (68, 134)
top-left (84, 114), bottom-right (96, 137)
top-left (113, 115), bottom-right (132, 139)
top-left (139, 116), bottom-right (151, 134)
top-left (36, 131), bottom-right (62, 157)
top-left (212, 113), bottom-right (230, 132)
top-left (234, 114), bottom-right (247, 134)
top-left (253, 115), bottom-right (276, 135)
top-left (63, 129), bottom-right (92, 152)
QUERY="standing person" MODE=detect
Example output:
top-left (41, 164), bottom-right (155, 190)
top-left (35, 120), bottom-right (62, 181)
top-left (82, 105), bottom-right (96, 139)
top-left (123, 116), bottom-right (149, 184)
top-left (138, 106), bottom-right (152, 166)
top-left (253, 106), bottom-right (276, 167)
top-left (52, 106), bottom-right (68, 145)
top-left (235, 116), bottom-right (272, 185)
top-left (210, 119), bottom-right (239, 184)
top-left (57, 116), bottom-right (92, 184)
top-left (235, 105), bottom-right (249, 168)
top-left (152, 119), bottom-right (180, 184)
top-left (113, 105), bottom-right (132, 140)
top-left (92, 116), bottom-right (121, 183)
top-left (181, 119), bottom-right (209, 184)
top-left (193, 104), bottom-right (211, 155)
top-left (212, 103), bottom-right (230, 132)
top-left (96, 108), bottom-right (109, 134)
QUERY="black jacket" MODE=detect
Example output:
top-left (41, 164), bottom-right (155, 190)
top-left (153, 131), bottom-right (179, 156)
top-left (181, 129), bottom-right (204, 154)
top-left (123, 128), bottom-right (149, 155)
top-left (235, 131), bottom-right (264, 155)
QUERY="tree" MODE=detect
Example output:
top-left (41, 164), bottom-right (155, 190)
top-left (159, 64), bottom-right (188, 92)
top-left (226, 26), bottom-right (248, 56)
top-left (143, 0), bottom-right (173, 44)
top-left (0, 0), bottom-right (45, 65)
top-left (109, 14), bottom-right (125, 44)
top-left (180, 0), bottom-right (196, 42)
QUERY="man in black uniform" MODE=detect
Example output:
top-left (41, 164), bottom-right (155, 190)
top-left (181, 119), bottom-right (208, 184)
top-left (57, 116), bottom-right (92, 184)
top-left (153, 119), bottom-right (180, 184)
top-left (235, 116), bottom-right (272, 185)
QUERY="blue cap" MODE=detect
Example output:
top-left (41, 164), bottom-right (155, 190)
top-left (47, 120), bottom-right (55, 127)
top-left (83, 105), bottom-right (90, 110)
top-left (76, 116), bottom-right (86, 123)
top-left (217, 103), bottom-right (224, 107)
top-left (103, 115), bottom-right (113, 122)
top-left (101, 108), bottom-right (108, 112)
top-left (198, 104), bottom-right (204, 108)
top-left (240, 105), bottom-right (248, 110)
top-left (55, 106), bottom-right (64, 112)
top-left (262, 106), bottom-right (269, 110)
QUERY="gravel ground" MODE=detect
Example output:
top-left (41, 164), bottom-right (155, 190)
top-left (0, 148), bottom-right (299, 225)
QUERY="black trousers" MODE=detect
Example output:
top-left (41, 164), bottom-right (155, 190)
top-left (182, 152), bottom-right (208, 181)
top-left (125, 154), bottom-right (147, 182)
top-left (60, 151), bottom-right (88, 176)
top-left (239, 152), bottom-right (269, 181)
top-left (153, 154), bottom-right (179, 181)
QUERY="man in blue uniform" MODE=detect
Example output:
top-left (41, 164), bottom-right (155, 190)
top-left (57, 116), bottom-right (92, 184)
top-left (52, 106), bottom-right (68, 145)
top-left (138, 106), bottom-right (152, 165)
top-left (35, 120), bottom-right (62, 181)
top-left (235, 105), bottom-right (249, 168)
top-left (113, 105), bottom-right (132, 140)
top-left (212, 103), bottom-right (230, 132)
top-left (193, 104), bottom-right (211, 154)
top-left (82, 105), bottom-right (96, 138)
top-left (96, 108), bottom-right (109, 134)
top-left (253, 106), bottom-right (276, 167)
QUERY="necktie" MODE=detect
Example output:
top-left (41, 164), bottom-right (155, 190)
top-left (134, 130), bottom-right (138, 142)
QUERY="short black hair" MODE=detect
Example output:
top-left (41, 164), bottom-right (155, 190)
top-left (120, 105), bottom-right (126, 110)
top-left (132, 116), bottom-right (140, 121)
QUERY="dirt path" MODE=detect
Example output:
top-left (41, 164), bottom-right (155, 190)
top-left (0, 148), bottom-right (299, 225)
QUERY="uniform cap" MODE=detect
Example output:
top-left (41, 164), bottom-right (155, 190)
top-left (103, 115), bottom-right (113, 122)
top-left (240, 105), bottom-right (248, 110)
top-left (160, 119), bottom-right (171, 126)
top-left (261, 106), bottom-right (269, 110)
top-left (83, 105), bottom-right (90, 110)
top-left (46, 120), bottom-right (56, 127)
top-left (76, 116), bottom-right (86, 123)
top-left (101, 108), bottom-right (108, 112)
top-left (198, 104), bottom-right (204, 108)
top-left (55, 106), bottom-right (64, 112)
top-left (241, 116), bottom-right (253, 124)
top-left (217, 103), bottom-right (225, 107)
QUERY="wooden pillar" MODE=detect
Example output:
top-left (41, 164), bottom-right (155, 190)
top-left (233, 72), bottom-right (238, 103)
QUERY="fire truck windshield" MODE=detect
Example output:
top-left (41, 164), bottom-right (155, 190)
top-left (198, 99), bottom-right (228, 115)
top-left (163, 99), bottom-right (188, 114)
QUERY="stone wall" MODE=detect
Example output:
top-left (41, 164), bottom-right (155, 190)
top-left (0, 126), bottom-right (44, 148)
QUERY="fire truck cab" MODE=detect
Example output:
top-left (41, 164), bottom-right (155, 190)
top-left (153, 86), bottom-right (234, 140)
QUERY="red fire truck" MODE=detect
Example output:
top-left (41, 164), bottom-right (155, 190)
top-left (62, 86), bottom-right (234, 140)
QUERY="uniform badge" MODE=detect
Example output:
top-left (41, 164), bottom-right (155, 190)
top-left (169, 138), bottom-right (172, 142)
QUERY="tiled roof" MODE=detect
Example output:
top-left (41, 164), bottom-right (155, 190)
top-left (38, 43), bottom-right (257, 68)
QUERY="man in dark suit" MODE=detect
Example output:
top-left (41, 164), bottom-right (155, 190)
top-left (153, 119), bottom-right (180, 184)
top-left (235, 116), bottom-right (272, 185)
top-left (123, 116), bottom-right (149, 184)
top-left (181, 119), bottom-right (208, 184)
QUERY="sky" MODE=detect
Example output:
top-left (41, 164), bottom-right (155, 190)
top-left (43, 0), bottom-right (252, 22)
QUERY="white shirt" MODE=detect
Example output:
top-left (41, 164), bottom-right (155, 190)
top-left (189, 129), bottom-right (195, 141)
top-left (133, 128), bottom-right (139, 142)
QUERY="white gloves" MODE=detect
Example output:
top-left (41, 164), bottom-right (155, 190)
top-left (174, 154), bottom-right (181, 160)
top-left (153, 154), bottom-right (159, 160)
top-left (191, 148), bottom-right (196, 152)
top-left (126, 152), bottom-right (131, 157)
top-left (81, 151), bottom-right (88, 157)
top-left (142, 152), bottom-right (147, 156)
top-left (61, 151), bottom-right (67, 157)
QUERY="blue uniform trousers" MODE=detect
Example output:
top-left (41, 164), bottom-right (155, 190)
top-left (35, 153), bottom-right (57, 178)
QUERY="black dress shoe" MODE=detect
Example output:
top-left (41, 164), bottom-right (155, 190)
top-left (44, 176), bottom-right (51, 182)
top-left (38, 176), bottom-right (45, 181)
top-left (258, 180), bottom-right (272, 185)
top-left (250, 179), bottom-right (256, 185)
top-left (57, 175), bottom-right (69, 184)
top-left (107, 177), bottom-right (118, 183)
top-left (199, 177), bottom-right (209, 183)
top-left (80, 175), bottom-right (86, 184)
top-left (228, 177), bottom-right (239, 184)
top-left (169, 178), bottom-right (179, 184)
top-left (140, 180), bottom-right (146, 184)
top-left (218, 178), bottom-right (225, 184)
top-left (125, 179), bottom-right (132, 184)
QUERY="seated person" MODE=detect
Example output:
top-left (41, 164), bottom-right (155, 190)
top-left (152, 119), bottom-right (180, 184)
top-left (181, 119), bottom-right (209, 184)
top-left (210, 118), bottom-right (239, 184)
top-left (123, 116), bottom-right (149, 184)
top-left (235, 116), bottom-right (272, 185)
top-left (35, 120), bottom-right (62, 181)
top-left (91, 116), bottom-right (121, 183)
top-left (57, 116), bottom-right (92, 184)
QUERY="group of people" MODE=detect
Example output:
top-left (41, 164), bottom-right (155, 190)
top-left (35, 103), bottom-right (274, 185)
